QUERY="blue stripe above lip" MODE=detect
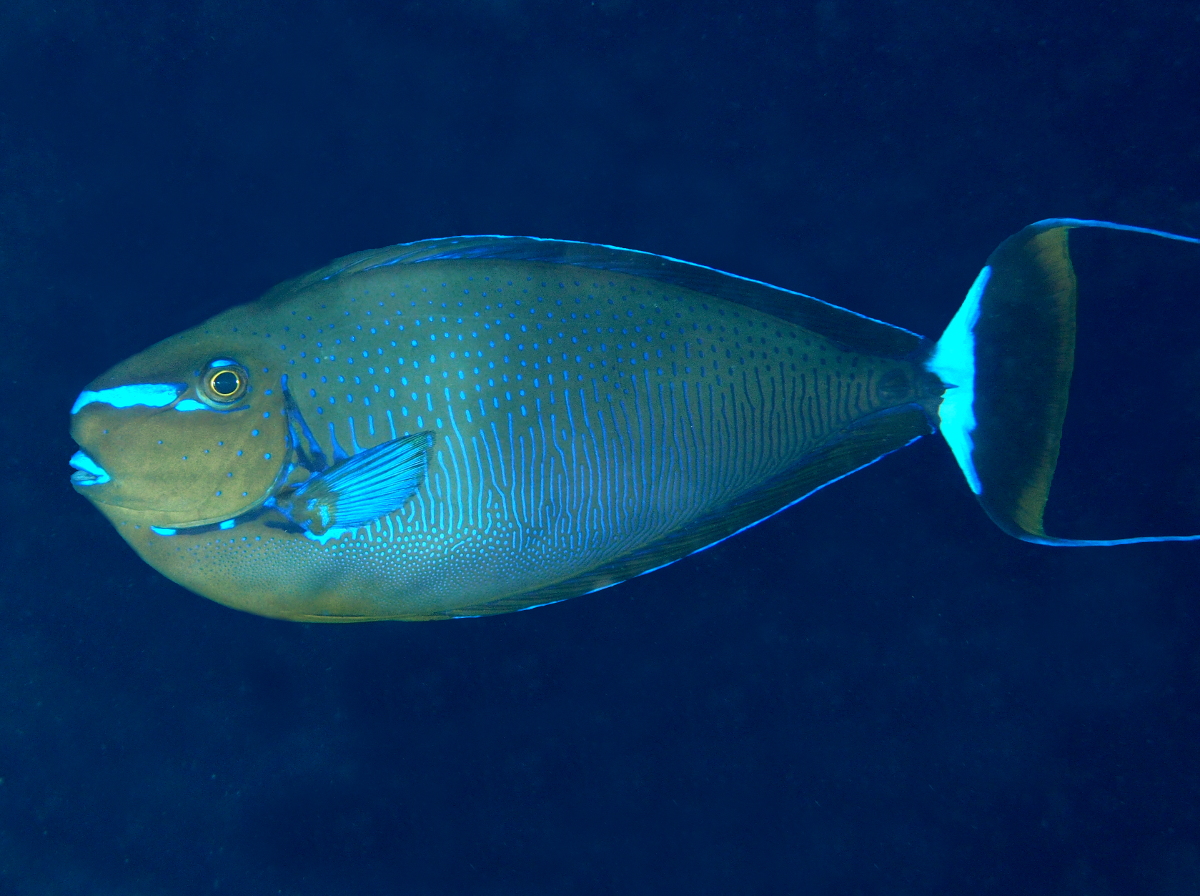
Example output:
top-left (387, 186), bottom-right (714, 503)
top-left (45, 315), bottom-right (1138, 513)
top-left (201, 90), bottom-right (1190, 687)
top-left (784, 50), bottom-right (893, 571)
top-left (71, 383), bottom-right (187, 415)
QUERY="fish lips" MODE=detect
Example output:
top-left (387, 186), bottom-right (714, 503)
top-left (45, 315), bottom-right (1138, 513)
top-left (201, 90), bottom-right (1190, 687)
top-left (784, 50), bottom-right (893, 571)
top-left (69, 448), bottom-right (112, 489)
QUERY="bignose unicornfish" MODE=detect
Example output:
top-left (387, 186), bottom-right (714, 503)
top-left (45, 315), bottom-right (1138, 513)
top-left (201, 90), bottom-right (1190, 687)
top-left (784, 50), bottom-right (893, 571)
top-left (68, 219), bottom-right (1200, 621)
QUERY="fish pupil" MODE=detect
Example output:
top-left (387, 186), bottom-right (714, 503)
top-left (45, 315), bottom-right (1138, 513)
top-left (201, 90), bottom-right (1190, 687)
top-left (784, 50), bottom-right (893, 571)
top-left (211, 371), bottom-right (240, 396)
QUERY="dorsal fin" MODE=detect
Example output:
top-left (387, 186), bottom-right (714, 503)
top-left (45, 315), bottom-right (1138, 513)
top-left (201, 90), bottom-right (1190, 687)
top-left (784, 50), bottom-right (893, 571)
top-left (293, 235), bottom-right (926, 359)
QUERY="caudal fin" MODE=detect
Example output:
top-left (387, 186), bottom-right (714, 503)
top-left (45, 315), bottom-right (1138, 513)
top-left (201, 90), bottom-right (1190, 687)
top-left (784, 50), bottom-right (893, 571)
top-left (925, 218), bottom-right (1200, 546)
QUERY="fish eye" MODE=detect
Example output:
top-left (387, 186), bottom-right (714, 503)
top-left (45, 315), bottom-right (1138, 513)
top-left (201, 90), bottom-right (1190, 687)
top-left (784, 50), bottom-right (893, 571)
top-left (200, 361), bottom-right (249, 403)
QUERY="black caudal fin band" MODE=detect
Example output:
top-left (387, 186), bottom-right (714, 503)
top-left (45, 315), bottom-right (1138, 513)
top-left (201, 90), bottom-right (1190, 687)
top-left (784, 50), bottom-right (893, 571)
top-left (926, 218), bottom-right (1200, 546)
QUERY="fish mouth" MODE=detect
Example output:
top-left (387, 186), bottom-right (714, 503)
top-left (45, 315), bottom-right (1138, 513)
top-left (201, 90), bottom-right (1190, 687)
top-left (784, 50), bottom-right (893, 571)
top-left (69, 449), bottom-right (111, 487)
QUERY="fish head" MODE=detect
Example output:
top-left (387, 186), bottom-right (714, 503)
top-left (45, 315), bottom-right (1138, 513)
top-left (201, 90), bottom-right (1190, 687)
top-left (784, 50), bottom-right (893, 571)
top-left (69, 324), bottom-right (290, 530)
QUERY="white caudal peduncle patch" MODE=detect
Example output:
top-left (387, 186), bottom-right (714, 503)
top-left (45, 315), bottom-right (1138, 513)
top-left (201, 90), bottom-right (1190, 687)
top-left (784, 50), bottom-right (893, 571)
top-left (71, 383), bottom-right (186, 415)
top-left (926, 265), bottom-right (990, 495)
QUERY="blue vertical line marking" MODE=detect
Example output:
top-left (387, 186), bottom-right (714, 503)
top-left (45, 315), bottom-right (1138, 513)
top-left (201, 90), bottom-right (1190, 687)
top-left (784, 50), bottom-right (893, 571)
top-left (646, 370), bottom-right (662, 489)
top-left (580, 386), bottom-right (600, 542)
top-left (446, 404), bottom-right (470, 531)
top-left (535, 401), bottom-right (549, 514)
top-left (468, 434), bottom-right (485, 529)
top-left (505, 412), bottom-right (521, 530)
top-left (485, 421), bottom-right (510, 521)
top-left (600, 392), bottom-right (619, 541)
top-left (680, 379), bottom-right (698, 510)
top-left (436, 450), bottom-right (453, 534)
top-left (563, 388), bottom-right (580, 517)
top-left (412, 487), bottom-right (429, 533)
top-left (615, 397), bottom-right (636, 513)
top-left (578, 387), bottom-right (602, 540)
top-left (751, 366), bottom-right (767, 472)
top-left (592, 388), bottom-right (612, 539)
top-left (548, 412), bottom-right (569, 509)
top-left (517, 431), bottom-right (529, 528)
top-left (546, 453), bottom-right (559, 541)
top-left (667, 382), bottom-right (684, 514)
top-left (631, 371), bottom-right (647, 508)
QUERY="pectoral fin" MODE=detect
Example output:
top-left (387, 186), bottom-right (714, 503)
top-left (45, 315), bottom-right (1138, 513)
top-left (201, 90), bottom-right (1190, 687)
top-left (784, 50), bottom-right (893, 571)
top-left (274, 431), bottom-right (434, 535)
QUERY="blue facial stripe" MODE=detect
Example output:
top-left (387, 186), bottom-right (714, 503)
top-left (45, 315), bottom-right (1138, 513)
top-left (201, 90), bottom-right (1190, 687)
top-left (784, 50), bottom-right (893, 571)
top-left (209, 359), bottom-right (237, 368)
top-left (150, 526), bottom-right (178, 536)
top-left (71, 383), bottom-right (186, 415)
top-left (925, 265), bottom-right (989, 495)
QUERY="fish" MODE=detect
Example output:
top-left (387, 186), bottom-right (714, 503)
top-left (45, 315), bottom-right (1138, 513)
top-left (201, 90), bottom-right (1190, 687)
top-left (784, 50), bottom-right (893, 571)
top-left (68, 219), bottom-right (1200, 621)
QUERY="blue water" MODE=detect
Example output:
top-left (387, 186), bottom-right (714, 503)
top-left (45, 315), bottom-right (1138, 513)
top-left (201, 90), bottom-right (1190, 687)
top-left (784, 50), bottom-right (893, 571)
top-left (3, 2), bottom-right (1199, 893)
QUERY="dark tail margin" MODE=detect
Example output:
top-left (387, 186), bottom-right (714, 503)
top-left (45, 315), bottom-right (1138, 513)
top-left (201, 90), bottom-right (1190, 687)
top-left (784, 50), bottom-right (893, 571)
top-left (925, 218), bottom-right (1200, 546)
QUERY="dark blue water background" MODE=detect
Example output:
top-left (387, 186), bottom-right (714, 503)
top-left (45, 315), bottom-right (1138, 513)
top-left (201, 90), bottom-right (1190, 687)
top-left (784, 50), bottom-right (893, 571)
top-left (2, 2), bottom-right (1199, 893)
